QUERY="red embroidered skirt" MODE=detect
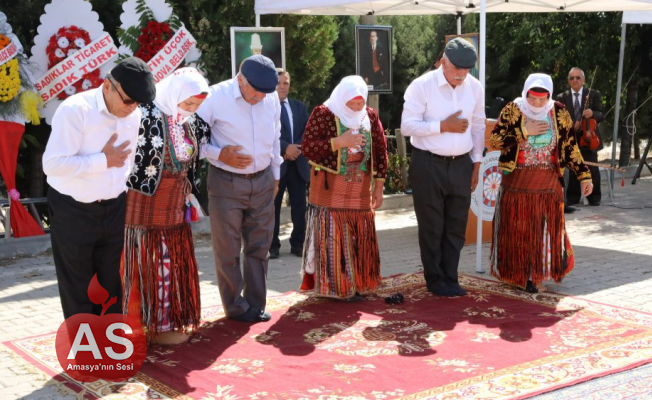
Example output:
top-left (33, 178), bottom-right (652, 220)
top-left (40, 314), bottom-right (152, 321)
top-left (300, 163), bottom-right (382, 299)
top-left (122, 171), bottom-right (200, 337)
top-left (490, 165), bottom-right (574, 288)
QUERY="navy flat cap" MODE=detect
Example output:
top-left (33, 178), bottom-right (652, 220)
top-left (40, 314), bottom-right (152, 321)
top-left (240, 55), bottom-right (278, 93)
top-left (110, 57), bottom-right (156, 103)
top-left (445, 38), bottom-right (477, 69)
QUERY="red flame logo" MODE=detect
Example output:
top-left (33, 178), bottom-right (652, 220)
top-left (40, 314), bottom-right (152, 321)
top-left (87, 273), bottom-right (117, 316)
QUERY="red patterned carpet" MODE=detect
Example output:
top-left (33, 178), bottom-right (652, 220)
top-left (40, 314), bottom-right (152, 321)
top-left (5, 273), bottom-right (652, 399)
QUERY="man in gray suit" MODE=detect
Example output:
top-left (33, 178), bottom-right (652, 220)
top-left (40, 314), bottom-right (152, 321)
top-left (198, 55), bottom-right (282, 322)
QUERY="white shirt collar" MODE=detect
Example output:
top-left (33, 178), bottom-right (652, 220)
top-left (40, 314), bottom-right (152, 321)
top-left (95, 86), bottom-right (109, 115)
top-left (231, 78), bottom-right (244, 100)
top-left (572, 87), bottom-right (583, 97)
top-left (435, 67), bottom-right (463, 89)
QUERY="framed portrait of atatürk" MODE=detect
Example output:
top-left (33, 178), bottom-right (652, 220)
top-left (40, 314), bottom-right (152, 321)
top-left (355, 25), bottom-right (393, 93)
top-left (230, 27), bottom-right (285, 78)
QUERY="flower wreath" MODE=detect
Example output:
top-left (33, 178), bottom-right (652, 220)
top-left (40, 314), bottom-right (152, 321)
top-left (0, 34), bottom-right (21, 103)
top-left (45, 25), bottom-right (103, 100)
top-left (134, 20), bottom-right (173, 62)
top-left (119, 0), bottom-right (182, 63)
top-left (0, 31), bottom-right (39, 124)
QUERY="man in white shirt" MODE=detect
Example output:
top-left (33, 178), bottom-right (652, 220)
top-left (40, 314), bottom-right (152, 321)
top-left (197, 55), bottom-right (282, 323)
top-left (43, 57), bottom-right (156, 319)
top-left (401, 38), bottom-right (485, 297)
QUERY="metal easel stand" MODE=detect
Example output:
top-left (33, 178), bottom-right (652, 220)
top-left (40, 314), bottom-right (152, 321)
top-left (632, 132), bottom-right (652, 185)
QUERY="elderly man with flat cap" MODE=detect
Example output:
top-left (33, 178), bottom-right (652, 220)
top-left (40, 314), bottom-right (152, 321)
top-left (197, 55), bottom-right (282, 323)
top-left (401, 38), bottom-right (486, 297)
top-left (43, 57), bottom-right (156, 319)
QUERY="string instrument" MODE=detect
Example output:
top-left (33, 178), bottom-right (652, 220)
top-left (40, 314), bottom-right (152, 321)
top-left (578, 68), bottom-right (600, 151)
top-left (579, 97), bottom-right (600, 150)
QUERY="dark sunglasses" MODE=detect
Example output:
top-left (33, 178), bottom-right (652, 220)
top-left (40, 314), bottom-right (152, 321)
top-left (108, 78), bottom-right (138, 105)
top-left (568, 76), bottom-right (583, 81)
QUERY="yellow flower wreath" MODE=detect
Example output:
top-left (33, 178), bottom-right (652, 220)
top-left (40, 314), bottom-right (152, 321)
top-left (0, 34), bottom-right (21, 103)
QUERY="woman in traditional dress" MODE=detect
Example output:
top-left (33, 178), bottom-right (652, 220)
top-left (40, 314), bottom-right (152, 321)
top-left (490, 73), bottom-right (592, 293)
top-left (122, 67), bottom-right (211, 344)
top-left (300, 75), bottom-right (388, 299)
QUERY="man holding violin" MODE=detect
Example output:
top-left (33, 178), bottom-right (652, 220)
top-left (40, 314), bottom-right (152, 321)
top-left (557, 67), bottom-right (603, 207)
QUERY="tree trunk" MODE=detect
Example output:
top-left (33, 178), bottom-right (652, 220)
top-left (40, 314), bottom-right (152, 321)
top-left (619, 81), bottom-right (639, 167)
top-left (634, 135), bottom-right (641, 160)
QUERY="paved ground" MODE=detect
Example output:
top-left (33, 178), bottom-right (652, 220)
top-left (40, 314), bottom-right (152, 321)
top-left (1, 176), bottom-right (651, 399)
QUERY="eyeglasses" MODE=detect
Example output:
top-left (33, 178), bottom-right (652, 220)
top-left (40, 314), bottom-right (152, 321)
top-left (568, 76), bottom-right (583, 81)
top-left (108, 78), bottom-right (138, 105)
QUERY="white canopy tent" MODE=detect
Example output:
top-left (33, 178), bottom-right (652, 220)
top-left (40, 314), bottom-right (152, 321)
top-left (255, 0), bottom-right (652, 272)
top-left (256, 0), bottom-right (652, 89)
top-left (256, 0), bottom-right (652, 15)
top-left (612, 11), bottom-right (652, 178)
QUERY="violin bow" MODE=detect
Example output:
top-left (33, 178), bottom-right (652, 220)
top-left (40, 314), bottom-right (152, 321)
top-left (582, 66), bottom-right (599, 113)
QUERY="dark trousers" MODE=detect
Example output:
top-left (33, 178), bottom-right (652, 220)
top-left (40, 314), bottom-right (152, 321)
top-left (410, 148), bottom-right (472, 290)
top-left (568, 148), bottom-right (601, 204)
top-left (272, 161), bottom-right (307, 250)
top-left (48, 188), bottom-right (125, 319)
top-left (207, 165), bottom-right (275, 317)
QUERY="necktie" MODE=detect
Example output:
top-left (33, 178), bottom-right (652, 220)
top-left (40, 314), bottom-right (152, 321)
top-left (573, 92), bottom-right (582, 122)
top-left (281, 101), bottom-right (293, 143)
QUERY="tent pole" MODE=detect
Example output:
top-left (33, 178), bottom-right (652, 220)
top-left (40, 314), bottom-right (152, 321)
top-left (256, 14), bottom-right (260, 27)
top-left (476, 0), bottom-right (487, 274)
top-left (457, 12), bottom-right (462, 34)
top-left (612, 22), bottom-right (626, 181)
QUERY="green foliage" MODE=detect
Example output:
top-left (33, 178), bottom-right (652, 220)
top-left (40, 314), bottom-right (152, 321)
top-left (383, 132), bottom-right (410, 194)
top-left (376, 15), bottom-right (445, 130)
top-left (266, 14), bottom-right (338, 108)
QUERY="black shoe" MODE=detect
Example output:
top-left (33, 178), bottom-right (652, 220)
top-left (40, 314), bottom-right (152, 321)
top-left (525, 280), bottom-right (539, 294)
top-left (231, 308), bottom-right (272, 323)
top-left (290, 247), bottom-right (303, 257)
top-left (384, 293), bottom-right (405, 304)
top-left (564, 205), bottom-right (576, 214)
top-left (450, 284), bottom-right (467, 296)
top-left (589, 201), bottom-right (600, 206)
top-left (428, 284), bottom-right (461, 297)
top-left (269, 247), bottom-right (279, 259)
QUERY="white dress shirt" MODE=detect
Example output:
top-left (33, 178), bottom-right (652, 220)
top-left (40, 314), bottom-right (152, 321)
top-left (282, 100), bottom-right (294, 142)
top-left (197, 78), bottom-right (283, 179)
top-left (43, 88), bottom-right (140, 203)
top-left (401, 68), bottom-right (486, 163)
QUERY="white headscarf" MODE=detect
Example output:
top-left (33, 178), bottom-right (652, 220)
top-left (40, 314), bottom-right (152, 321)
top-left (153, 67), bottom-right (210, 120)
top-left (324, 75), bottom-right (371, 131)
top-left (514, 73), bottom-right (554, 121)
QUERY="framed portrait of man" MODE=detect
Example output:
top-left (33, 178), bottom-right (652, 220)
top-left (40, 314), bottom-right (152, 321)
top-left (230, 27), bottom-right (285, 78)
top-left (355, 25), bottom-right (393, 93)
top-left (445, 33), bottom-right (480, 80)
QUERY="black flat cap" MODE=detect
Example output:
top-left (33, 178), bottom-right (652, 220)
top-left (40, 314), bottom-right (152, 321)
top-left (240, 55), bottom-right (278, 93)
top-left (110, 57), bottom-right (156, 103)
top-left (445, 38), bottom-right (477, 69)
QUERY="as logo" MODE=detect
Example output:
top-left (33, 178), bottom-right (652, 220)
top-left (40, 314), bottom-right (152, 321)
top-left (55, 274), bottom-right (146, 382)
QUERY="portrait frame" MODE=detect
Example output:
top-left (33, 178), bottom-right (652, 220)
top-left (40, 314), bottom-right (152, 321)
top-left (230, 27), bottom-right (285, 78)
top-left (355, 25), bottom-right (393, 94)
top-left (445, 33), bottom-right (480, 80)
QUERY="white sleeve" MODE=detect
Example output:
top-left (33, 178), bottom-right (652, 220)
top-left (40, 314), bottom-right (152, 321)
top-left (42, 104), bottom-right (107, 177)
top-left (400, 79), bottom-right (440, 137)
